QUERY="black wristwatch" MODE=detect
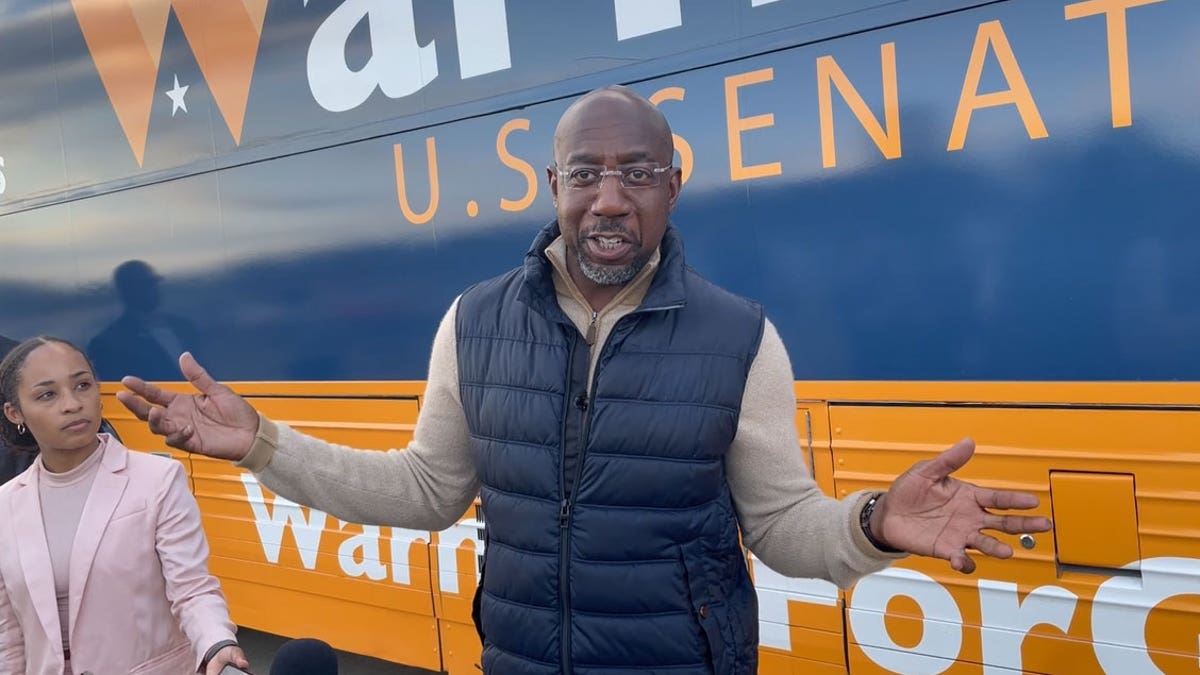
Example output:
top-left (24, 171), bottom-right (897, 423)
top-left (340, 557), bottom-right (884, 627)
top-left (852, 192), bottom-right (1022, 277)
top-left (200, 639), bottom-right (239, 671)
top-left (860, 493), bottom-right (901, 553)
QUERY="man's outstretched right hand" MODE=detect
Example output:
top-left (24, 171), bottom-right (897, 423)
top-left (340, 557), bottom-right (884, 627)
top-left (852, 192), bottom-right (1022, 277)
top-left (117, 352), bottom-right (258, 462)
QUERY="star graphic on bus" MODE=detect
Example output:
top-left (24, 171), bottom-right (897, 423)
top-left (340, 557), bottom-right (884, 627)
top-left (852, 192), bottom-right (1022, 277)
top-left (165, 75), bottom-right (189, 116)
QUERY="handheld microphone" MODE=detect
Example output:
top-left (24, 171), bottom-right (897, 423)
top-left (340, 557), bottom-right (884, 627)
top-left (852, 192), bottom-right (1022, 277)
top-left (269, 638), bottom-right (338, 675)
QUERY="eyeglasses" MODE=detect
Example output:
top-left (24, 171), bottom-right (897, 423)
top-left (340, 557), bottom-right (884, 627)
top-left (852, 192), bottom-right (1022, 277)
top-left (554, 163), bottom-right (673, 190)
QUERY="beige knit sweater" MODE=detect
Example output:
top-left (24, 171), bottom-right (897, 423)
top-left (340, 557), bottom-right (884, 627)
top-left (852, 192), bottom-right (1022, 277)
top-left (238, 237), bottom-right (903, 587)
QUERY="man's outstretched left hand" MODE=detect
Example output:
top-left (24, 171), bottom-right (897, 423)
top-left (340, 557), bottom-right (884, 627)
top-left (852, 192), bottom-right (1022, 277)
top-left (870, 438), bottom-right (1053, 574)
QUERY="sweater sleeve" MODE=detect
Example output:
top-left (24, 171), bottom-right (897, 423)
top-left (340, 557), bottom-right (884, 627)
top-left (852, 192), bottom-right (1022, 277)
top-left (726, 318), bottom-right (905, 588)
top-left (235, 298), bottom-right (480, 530)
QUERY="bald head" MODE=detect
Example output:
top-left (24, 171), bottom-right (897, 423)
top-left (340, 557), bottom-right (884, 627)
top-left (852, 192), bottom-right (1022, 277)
top-left (547, 85), bottom-right (683, 306)
top-left (553, 86), bottom-right (674, 166)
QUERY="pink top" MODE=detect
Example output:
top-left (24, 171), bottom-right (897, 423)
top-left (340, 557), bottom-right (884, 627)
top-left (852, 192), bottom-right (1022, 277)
top-left (37, 435), bottom-right (107, 653)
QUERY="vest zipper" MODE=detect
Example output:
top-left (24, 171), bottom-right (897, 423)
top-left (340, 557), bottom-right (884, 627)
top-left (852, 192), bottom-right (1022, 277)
top-left (560, 303), bottom-right (680, 674)
top-left (559, 501), bottom-right (572, 674)
top-left (559, 332), bottom-right (587, 675)
top-left (585, 310), bottom-right (599, 344)
top-left (560, 383), bottom-right (592, 675)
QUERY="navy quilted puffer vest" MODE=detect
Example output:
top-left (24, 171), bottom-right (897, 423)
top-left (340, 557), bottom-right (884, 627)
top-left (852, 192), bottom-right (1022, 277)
top-left (457, 222), bottom-right (764, 675)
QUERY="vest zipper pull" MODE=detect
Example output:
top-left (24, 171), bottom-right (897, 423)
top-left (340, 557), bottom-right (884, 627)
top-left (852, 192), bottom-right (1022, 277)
top-left (586, 311), bottom-right (599, 344)
top-left (559, 498), bottom-right (570, 528)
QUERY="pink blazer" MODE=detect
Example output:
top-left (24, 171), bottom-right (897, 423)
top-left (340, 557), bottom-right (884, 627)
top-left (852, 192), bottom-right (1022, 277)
top-left (0, 436), bottom-right (236, 674)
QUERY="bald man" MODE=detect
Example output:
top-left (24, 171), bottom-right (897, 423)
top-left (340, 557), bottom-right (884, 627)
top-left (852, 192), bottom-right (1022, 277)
top-left (119, 87), bottom-right (1050, 675)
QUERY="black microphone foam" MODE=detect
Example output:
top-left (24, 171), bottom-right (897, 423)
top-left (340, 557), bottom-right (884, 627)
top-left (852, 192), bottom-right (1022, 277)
top-left (269, 637), bottom-right (338, 675)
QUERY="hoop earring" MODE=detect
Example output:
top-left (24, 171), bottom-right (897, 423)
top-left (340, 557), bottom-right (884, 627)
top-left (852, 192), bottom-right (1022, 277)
top-left (16, 423), bottom-right (26, 435)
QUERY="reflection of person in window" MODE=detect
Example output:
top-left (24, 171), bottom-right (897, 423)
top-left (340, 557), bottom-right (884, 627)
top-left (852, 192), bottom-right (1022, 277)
top-left (88, 261), bottom-right (199, 382)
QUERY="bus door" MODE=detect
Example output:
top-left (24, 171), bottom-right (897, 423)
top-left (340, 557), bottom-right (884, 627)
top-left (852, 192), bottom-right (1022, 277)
top-left (831, 399), bottom-right (1200, 675)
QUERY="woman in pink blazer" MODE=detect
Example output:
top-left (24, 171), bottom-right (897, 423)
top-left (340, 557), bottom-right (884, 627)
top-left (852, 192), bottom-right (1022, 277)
top-left (0, 336), bottom-right (252, 675)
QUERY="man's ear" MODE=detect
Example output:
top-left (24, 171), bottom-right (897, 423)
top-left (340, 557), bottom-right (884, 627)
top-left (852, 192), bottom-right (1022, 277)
top-left (666, 167), bottom-right (682, 213)
top-left (547, 165), bottom-right (560, 202)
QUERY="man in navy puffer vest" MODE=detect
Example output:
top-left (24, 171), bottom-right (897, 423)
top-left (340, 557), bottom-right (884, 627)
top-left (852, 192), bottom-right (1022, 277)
top-left (456, 220), bottom-right (766, 674)
top-left (118, 87), bottom-right (1053, 675)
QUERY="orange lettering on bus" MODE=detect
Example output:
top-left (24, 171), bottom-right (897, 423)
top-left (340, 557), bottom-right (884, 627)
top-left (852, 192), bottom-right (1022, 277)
top-left (724, 68), bottom-right (783, 181)
top-left (948, 21), bottom-right (1048, 151)
top-left (394, 137), bottom-right (440, 225)
top-left (496, 118), bottom-right (538, 212)
top-left (648, 86), bottom-right (695, 185)
top-left (817, 42), bottom-right (902, 169)
top-left (1065, 0), bottom-right (1167, 128)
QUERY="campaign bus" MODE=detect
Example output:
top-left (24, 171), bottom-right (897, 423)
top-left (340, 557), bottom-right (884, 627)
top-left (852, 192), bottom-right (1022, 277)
top-left (0, 0), bottom-right (1197, 673)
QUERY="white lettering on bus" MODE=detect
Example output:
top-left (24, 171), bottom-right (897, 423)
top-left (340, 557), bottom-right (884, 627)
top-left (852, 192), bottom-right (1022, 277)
top-left (241, 474), bottom-right (456, 588)
top-left (453, 0), bottom-right (512, 79)
top-left (616, 0), bottom-right (790, 40)
top-left (241, 473), bottom-right (328, 569)
top-left (849, 568), bottom-right (964, 675)
top-left (306, 0), bottom-right (512, 112)
top-left (390, 526), bottom-right (429, 585)
top-left (437, 518), bottom-right (485, 594)
top-left (978, 580), bottom-right (1077, 674)
top-left (843, 557), bottom-right (1200, 674)
top-left (237, 476), bottom-right (1200, 673)
top-left (336, 521), bottom-right (388, 581)
top-left (614, 0), bottom-right (682, 41)
top-left (0, 156), bottom-right (6, 195)
top-left (750, 553), bottom-right (838, 651)
top-left (308, 0), bottom-right (802, 112)
top-left (307, 0), bottom-right (438, 112)
top-left (1091, 557), bottom-right (1200, 674)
